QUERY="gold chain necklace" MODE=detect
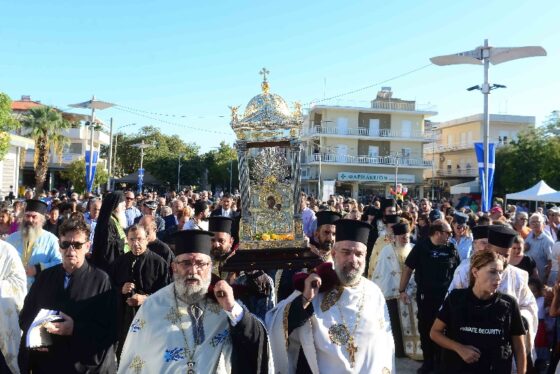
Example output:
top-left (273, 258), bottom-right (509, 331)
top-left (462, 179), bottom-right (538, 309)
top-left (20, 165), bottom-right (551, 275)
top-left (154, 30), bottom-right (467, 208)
top-left (327, 281), bottom-right (366, 368)
top-left (172, 286), bottom-right (206, 374)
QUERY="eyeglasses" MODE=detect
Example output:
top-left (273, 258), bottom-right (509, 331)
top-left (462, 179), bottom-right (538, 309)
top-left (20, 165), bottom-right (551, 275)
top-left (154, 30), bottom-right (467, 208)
top-left (125, 197), bottom-right (135, 201)
top-left (60, 241), bottom-right (88, 250)
top-left (174, 260), bottom-right (211, 270)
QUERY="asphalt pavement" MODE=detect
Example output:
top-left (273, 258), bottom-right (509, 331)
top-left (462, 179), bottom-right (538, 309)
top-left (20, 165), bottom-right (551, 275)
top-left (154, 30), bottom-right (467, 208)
top-left (396, 357), bottom-right (422, 373)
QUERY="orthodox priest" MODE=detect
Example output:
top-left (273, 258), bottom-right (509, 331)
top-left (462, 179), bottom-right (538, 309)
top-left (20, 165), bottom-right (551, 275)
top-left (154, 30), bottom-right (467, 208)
top-left (0, 240), bottom-right (27, 374)
top-left (370, 221), bottom-right (422, 359)
top-left (6, 200), bottom-right (61, 288)
top-left (275, 210), bottom-right (341, 303)
top-left (110, 225), bottom-right (169, 358)
top-left (266, 219), bottom-right (394, 373)
top-left (208, 216), bottom-right (236, 279)
top-left (18, 218), bottom-right (117, 373)
top-left (117, 230), bottom-right (271, 373)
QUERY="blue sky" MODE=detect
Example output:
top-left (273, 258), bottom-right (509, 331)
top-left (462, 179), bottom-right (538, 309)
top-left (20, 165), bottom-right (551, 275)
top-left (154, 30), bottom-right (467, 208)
top-left (1, 1), bottom-right (558, 152)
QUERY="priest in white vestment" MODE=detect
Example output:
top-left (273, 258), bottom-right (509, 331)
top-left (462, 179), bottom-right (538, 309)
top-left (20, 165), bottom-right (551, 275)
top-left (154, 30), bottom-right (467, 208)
top-left (366, 214), bottom-right (400, 279)
top-left (118, 230), bottom-right (271, 374)
top-left (266, 219), bottom-right (394, 374)
top-left (370, 221), bottom-right (422, 360)
top-left (448, 225), bottom-right (538, 362)
top-left (0, 240), bottom-right (27, 374)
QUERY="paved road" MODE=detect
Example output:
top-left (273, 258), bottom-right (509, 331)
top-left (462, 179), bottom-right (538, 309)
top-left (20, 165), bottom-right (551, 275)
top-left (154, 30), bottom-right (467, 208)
top-left (396, 357), bottom-right (422, 373)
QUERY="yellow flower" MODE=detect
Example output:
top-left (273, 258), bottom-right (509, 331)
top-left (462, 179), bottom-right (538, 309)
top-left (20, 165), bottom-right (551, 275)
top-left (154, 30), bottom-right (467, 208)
top-left (261, 233), bottom-right (271, 241)
top-left (271, 234), bottom-right (279, 240)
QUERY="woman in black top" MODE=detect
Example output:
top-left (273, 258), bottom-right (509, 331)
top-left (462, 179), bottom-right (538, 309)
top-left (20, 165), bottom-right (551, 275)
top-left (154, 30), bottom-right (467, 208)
top-left (509, 234), bottom-right (539, 279)
top-left (430, 250), bottom-right (526, 373)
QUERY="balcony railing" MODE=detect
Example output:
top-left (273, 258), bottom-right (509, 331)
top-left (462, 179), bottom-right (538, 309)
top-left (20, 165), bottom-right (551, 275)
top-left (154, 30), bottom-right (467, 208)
top-left (307, 153), bottom-right (433, 167)
top-left (434, 168), bottom-right (479, 177)
top-left (304, 126), bottom-right (436, 140)
top-left (424, 140), bottom-right (508, 153)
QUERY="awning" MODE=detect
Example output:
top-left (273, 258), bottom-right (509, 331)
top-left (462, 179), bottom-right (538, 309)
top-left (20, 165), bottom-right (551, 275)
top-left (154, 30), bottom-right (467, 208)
top-left (505, 180), bottom-right (557, 201)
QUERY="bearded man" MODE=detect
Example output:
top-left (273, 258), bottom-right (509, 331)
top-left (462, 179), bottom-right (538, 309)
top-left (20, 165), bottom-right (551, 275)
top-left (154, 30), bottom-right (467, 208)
top-left (7, 200), bottom-right (61, 288)
top-left (275, 211), bottom-right (341, 303)
top-left (118, 230), bottom-right (271, 373)
top-left (371, 222), bottom-right (421, 360)
top-left (266, 219), bottom-right (394, 373)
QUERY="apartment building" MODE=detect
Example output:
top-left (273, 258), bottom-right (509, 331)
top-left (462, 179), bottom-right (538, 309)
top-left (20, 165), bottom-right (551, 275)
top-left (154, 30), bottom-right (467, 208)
top-left (11, 96), bottom-right (110, 191)
top-left (300, 87), bottom-right (437, 200)
top-left (424, 113), bottom-right (535, 191)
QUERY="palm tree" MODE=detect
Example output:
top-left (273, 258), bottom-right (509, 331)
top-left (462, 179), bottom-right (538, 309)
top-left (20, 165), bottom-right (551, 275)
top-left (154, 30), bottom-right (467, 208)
top-left (22, 106), bottom-right (70, 192)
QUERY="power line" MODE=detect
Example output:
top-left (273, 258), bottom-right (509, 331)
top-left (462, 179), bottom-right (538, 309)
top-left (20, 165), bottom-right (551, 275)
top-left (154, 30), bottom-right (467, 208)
top-left (114, 106), bottom-right (233, 136)
top-left (111, 63), bottom-right (434, 119)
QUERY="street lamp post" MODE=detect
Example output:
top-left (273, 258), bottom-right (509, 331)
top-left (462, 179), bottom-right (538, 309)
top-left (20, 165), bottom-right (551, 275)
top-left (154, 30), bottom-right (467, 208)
top-left (133, 140), bottom-right (154, 193)
top-left (430, 39), bottom-right (546, 211)
top-left (177, 153), bottom-right (185, 192)
top-left (68, 96), bottom-right (115, 193)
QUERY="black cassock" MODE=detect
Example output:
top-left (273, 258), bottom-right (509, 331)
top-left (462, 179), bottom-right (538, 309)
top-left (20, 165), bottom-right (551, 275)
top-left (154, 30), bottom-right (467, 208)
top-left (18, 262), bottom-right (117, 374)
top-left (110, 250), bottom-right (169, 356)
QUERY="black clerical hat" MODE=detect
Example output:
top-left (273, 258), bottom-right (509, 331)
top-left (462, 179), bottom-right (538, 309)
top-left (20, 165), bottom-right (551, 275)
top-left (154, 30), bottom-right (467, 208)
top-left (392, 222), bottom-right (409, 236)
top-left (25, 199), bottom-right (48, 215)
top-left (488, 225), bottom-right (517, 249)
top-left (471, 225), bottom-right (489, 240)
top-left (173, 230), bottom-right (214, 256)
top-left (384, 214), bottom-right (400, 224)
top-left (208, 216), bottom-right (233, 235)
top-left (315, 211), bottom-right (342, 228)
top-left (334, 219), bottom-right (372, 246)
top-left (454, 212), bottom-right (468, 226)
top-left (380, 198), bottom-right (396, 212)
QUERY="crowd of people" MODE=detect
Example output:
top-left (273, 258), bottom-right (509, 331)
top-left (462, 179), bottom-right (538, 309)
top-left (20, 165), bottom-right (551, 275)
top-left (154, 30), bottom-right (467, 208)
top-left (1, 187), bottom-right (560, 373)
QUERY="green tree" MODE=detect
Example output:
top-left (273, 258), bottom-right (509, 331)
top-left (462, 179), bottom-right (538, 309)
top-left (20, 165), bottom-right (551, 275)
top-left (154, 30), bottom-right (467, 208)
top-left (203, 141), bottom-right (238, 192)
top-left (113, 126), bottom-right (202, 189)
top-left (60, 158), bottom-right (109, 193)
top-left (0, 93), bottom-right (21, 161)
top-left (21, 106), bottom-right (71, 192)
top-left (494, 112), bottom-right (560, 195)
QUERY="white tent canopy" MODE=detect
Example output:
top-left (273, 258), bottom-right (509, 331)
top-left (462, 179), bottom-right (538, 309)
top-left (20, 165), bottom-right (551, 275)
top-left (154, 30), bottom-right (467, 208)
top-left (505, 180), bottom-right (557, 201)
top-left (450, 179), bottom-right (480, 195)
top-left (536, 191), bottom-right (560, 203)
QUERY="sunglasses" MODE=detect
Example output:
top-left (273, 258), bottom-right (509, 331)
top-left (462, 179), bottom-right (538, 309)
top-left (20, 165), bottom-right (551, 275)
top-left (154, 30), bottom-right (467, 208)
top-left (125, 197), bottom-right (135, 201)
top-left (60, 241), bottom-right (88, 250)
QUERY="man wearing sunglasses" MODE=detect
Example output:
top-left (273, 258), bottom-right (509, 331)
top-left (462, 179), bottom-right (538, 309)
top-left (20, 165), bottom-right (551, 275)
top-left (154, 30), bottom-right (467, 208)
top-left (18, 218), bottom-right (118, 373)
top-left (123, 191), bottom-right (141, 229)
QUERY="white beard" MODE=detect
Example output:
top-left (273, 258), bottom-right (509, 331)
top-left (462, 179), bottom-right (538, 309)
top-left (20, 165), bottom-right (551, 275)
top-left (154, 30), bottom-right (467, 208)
top-left (115, 211), bottom-right (127, 228)
top-left (174, 272), bottom-right (212, 305)
top-left (21, 222), bottom-right (42, 246)
top-left (335, 258), bottom-right (365, 286)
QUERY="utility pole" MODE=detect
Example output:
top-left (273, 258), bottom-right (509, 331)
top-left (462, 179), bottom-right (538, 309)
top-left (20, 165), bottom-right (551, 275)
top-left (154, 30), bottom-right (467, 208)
top-left (133, 140), bottom-right (154, 193)
top-left (177, 153), bottom-right (185, 192)
top-left (106, 117), bottom-right (113, 191)
top-left (431, 39), bottom-right (546, 211)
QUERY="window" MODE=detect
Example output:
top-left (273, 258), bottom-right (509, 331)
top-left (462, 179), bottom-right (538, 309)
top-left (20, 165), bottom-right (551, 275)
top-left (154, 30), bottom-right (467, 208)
top-left (369, 119), bottom-right (380, 136)
top-left (401, 120), bottom-right (412, 137)
top-left (401, 148), bottom-right (411, 157)
top-left (337, 117), bottom-right (348, 135)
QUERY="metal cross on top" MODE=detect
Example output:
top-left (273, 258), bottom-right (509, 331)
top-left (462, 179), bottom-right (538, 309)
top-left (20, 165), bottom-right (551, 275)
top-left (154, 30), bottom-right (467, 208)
top-left (259, 67), bottom-right (270, 82)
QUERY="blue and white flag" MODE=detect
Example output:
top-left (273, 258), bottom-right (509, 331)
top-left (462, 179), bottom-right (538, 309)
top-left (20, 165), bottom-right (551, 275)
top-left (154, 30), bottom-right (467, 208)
top-left (137, 168), bottom-right (145, 193)
top-left (474, 142), bottom-right (496, 212)
top-left (85, 150), bottom-right (99, 193)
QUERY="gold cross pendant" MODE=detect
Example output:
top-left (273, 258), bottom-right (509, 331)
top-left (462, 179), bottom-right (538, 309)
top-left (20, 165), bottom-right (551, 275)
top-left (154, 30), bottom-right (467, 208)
top-left (346, 337), bottom-right (358, 368)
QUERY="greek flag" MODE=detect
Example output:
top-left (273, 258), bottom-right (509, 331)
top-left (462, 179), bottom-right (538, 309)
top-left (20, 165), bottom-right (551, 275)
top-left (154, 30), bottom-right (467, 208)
top-left (85, 151), bottom-right (98, 193)
top-left (474, 142), bottom-right (496, 212)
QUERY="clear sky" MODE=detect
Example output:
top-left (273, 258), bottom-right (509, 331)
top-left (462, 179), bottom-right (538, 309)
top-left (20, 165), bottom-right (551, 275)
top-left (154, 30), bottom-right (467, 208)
top-left (1, 0), bottom-right (558, 152)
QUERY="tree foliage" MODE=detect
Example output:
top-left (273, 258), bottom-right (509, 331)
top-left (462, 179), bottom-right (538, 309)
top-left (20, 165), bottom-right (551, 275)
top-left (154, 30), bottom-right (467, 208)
top-left (60, 158), bottom-right (109, 193)
top-left (112, 128), bottom-right (239, 192)
top-left (21, 106), bottom-right (71, 192)
top-left (0, 93), bottom-right (20, 161)
top-left (494, 112), bottom-right (560, 195)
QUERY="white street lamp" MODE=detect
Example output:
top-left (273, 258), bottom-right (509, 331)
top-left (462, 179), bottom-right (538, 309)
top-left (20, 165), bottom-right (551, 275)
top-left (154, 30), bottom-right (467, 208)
top-left (430, 39), bottom-right (546, 211)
